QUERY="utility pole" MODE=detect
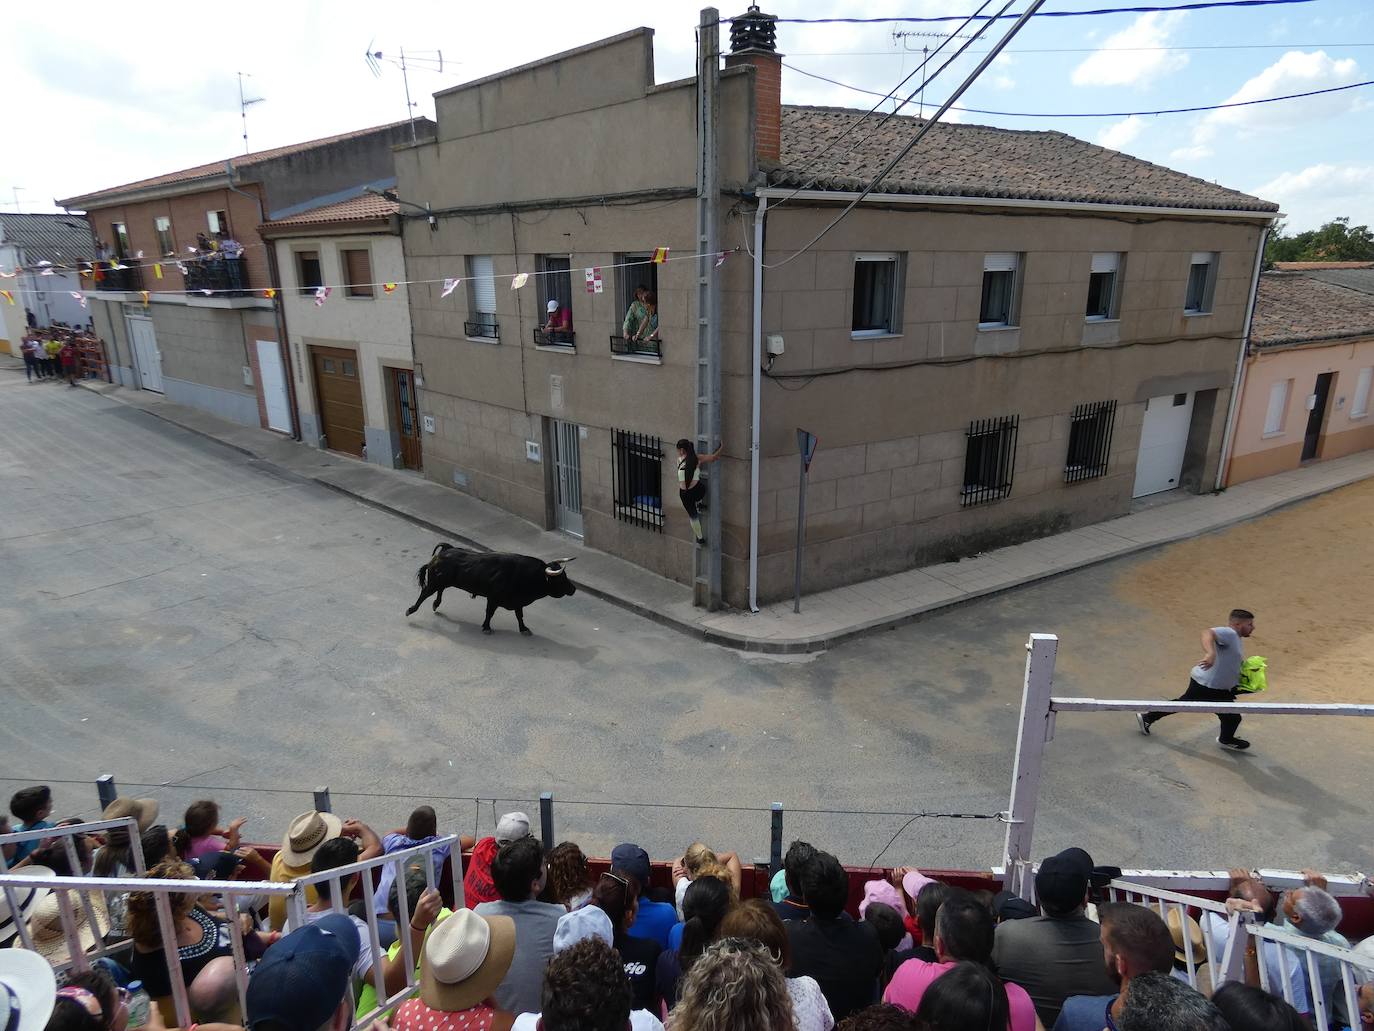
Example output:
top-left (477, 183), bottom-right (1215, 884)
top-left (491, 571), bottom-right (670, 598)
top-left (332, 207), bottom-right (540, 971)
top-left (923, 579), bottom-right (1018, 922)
top-left (695, 7), bottom-right (723, 610)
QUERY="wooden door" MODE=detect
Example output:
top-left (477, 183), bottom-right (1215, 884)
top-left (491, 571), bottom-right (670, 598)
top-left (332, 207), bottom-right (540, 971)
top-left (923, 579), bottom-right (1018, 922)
top-left (388, 367), bottom-right (422, 470)
top-left (310, 346), bottom-right (364, 456)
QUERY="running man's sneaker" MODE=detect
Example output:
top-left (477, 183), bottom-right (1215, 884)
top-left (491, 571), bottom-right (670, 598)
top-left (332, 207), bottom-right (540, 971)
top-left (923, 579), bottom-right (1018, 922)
top-left (1135, 713), bottom-right (1152, 736)
top-left (1218, 737), bottom-right (1251, 751)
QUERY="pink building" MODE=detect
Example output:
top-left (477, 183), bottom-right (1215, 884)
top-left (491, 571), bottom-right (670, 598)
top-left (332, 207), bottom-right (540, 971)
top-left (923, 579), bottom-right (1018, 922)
top-left (1225, 264), bottom-right (1374, 484)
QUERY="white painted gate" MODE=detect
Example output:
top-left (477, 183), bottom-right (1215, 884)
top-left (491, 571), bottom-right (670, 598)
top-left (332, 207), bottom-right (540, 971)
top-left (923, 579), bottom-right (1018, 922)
top-left (255, 340), bottom-right (292, 433)
top-left (550, 419), bottom-right (583, 537)
top-left (1132, 392), bottom-right (1194, 497)
top-left (126, 315), bottom-right (163, 393)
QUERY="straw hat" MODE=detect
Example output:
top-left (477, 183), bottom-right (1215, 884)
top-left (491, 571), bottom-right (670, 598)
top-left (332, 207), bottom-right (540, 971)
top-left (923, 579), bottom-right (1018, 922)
top-left (1167, 908), bottom-right (1207, 964)
top-left (100, 798), bottom-right (160, 833)
top-left (0, 869), bottom-right (54, 946)
top-left (419, 910), bottom-right (515, 1012)
top-left (279, 811), bottom-right (343, 866)
top-left (0, 949), bottom-right (57, 1031)
top-left (24, 890), bottom-right (110, 966)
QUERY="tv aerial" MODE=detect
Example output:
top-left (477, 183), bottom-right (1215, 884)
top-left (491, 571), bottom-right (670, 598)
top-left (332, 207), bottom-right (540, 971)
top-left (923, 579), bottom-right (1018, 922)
top-left (365, 41), bottom-right (447, 145)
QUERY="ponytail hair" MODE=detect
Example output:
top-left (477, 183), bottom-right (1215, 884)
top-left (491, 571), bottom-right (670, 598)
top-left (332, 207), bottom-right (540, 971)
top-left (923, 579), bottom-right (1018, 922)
top-left (676, 439), bottom-right (699, 484)
top-left (171, 827), bottom-right (192, 859)
top-left (679, 876), bottom-right (734, 975)
top-left (92, 827), bottom-right (132, 877)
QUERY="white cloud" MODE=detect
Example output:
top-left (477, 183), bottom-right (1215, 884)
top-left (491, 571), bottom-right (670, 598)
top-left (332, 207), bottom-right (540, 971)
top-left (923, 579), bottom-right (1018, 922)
top-left (1097, 116), bottom-right (1145, 151)
top-left (1071, 12), bottom-right (1189, 88)
top-left (1170, 145), bottom-right (1214, 162)
top-left (988, 54), bottom-right (1016, 91)
top-left (1194, 50), bottom-right (1364, 143)
top-left (1251, 162), bottom-right (1374, 231)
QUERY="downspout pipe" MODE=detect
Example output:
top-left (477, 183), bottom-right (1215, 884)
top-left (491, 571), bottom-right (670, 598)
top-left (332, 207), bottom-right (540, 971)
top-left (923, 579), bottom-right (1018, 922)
top-left (225, 161), bottom-right (301, 441)
top-left (1215, 218), bottom-right (1274, 490)
top-left (748, 195), bottom-right (767, 613)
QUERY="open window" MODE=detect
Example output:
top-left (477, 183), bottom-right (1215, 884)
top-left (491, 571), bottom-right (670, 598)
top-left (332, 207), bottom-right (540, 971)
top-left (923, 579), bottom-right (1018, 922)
top-left (613, 254), bottom-right (660, 357)
top-left (536, 255), bottom-right (575, 347)
top-left (296, 250), bottom-right (323, 294)
top-left (852, 253), bottom-right (902, 337)
top-left (1086, 253), bottom-right (1122, 320)
top-left (465, 255), bottom-right (498, 340)
top-left (1184, 252), bottom-right (1218, 314)
top-left (980, 253), bottom-right (1021, 328)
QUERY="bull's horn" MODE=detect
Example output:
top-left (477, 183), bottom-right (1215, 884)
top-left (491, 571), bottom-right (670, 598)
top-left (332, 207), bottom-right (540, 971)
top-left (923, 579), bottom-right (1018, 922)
top-left (552, 556), bottom-right (578, 564)
top-left (544, 565), bottom-right (565, 576)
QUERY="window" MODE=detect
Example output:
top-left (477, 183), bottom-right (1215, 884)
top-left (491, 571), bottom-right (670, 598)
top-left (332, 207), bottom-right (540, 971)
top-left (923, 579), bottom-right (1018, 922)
top-left (962, 415), bottom-right (1019, 506)
top-left (852, 253), bottom-right (901, 336)
top-left (111, 222), bottom-right (131, 258)
top-left (980, 253), bottom-right (1020, 327)
top-left (207, 210), bottom-right (228, 235)
top-left (536, 255), bottom-right (575, 346)
top-left (612, 429), bottom-right (664, 531)
top-left (1185, 251), bottom-right (1217, 314)
top-left (1263, 379), bottom-right (1291, 436)
top-left (1064, 401), bottom-right (1117, 482)
top-left (1086, 253), bottom-right (1121, 320)
top-left (465, 255), bottom-right (498, 339)
top-left (342, 248), bottom-right (374, 298)
top-left (297, 250), bottom-right (322, 293)
top-left (613, 253), bottom-right (660, 356)
top-left (154, 217), bottom-right (174, 256)
top-left (1350, 367), bottom-right (1372, 418)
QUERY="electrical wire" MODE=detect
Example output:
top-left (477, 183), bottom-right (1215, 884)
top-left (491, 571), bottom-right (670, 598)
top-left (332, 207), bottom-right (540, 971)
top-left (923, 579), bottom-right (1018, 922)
top-left (731, 0), bottom-right (1315, 24)
top-left (787, 42), bottom-right (1374, 57)
top-left (784, 62), bottom-right (1374, 118)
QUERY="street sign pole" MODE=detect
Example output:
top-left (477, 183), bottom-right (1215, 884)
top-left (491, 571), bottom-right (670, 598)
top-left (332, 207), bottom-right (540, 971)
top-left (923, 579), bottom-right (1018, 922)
top-left (794, 429), bottom-right (818, 614)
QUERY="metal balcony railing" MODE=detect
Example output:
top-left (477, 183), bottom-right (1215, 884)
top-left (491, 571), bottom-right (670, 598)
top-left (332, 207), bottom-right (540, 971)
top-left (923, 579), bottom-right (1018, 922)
top-left (610, 334), bottom-right (661, 359)
top-left (95, 263), bottom-right (144, 292)
top-left (533, 328), bottom-right (575, 348)
top-left (465, 316), bottom-right (499, 341)
top-left (185, 256), bottom-right (250, 298)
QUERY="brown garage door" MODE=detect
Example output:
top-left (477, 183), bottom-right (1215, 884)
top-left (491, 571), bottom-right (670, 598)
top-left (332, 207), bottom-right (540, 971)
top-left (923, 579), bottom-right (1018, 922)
top-left (310, 346), bottom-right (365, 457)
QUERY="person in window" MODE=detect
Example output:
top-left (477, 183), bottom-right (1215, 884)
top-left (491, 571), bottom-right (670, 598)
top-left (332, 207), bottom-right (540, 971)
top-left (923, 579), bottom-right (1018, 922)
top-left (218, 233), bottom-right (244, 294)
top-left (622, 285), bottom-right (649, 341)
top-left (635, 291), bottom-right (660, 344)
top-left (675, 439), bottom-right (722, 546)
top-left (542, 299), bottom-right (572, 343)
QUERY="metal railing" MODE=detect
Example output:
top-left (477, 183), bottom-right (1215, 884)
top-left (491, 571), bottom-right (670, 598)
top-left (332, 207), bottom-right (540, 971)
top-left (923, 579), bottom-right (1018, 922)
top-left (1105, 880), bottom-right (1248, 992)
top-left (465, 316), bottom-right (499, 341)
top-left (610, 334), bottom-right (661, 359)
top-left (95, 263), bottom-right (144, 292)
top-left (1246, 919), bottom-right (1374, 1029)
top-left (611, 429), bottom-right (665, 531)
top-left (185, 256), bottom-right (250, 298)
top-left (532, 328), bottom-right (575, 348)
top-left (1064, 400), bottom-right (1116, 483)
top-left (962, 414), bottom-right (1018, 506)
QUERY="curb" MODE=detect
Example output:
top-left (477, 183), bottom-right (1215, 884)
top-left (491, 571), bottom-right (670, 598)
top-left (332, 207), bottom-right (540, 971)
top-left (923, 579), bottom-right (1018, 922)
top-left (76, 380), bottom-right (1371, 656)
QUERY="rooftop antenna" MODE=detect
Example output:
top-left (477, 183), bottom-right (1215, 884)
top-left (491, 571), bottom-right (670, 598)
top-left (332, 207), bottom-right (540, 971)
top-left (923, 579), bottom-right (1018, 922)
top-left (366, 40), bottom-right (446, 145)
top-left (238, 72), bottom-right (265, 154)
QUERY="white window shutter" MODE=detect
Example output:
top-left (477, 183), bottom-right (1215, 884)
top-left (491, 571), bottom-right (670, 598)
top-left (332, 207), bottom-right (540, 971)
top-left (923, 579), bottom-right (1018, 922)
top-left (1264, 380), bottom-right (1289, 434)
top-left (1091, 252), bottom-right (1119, 274)
top-left (984, 252), bottom-right (1017, 273)
top-left (1353, 367), bottom-right (1373, 417)
top-left (1190, 251), bottom-right (1212, 266)
top-left (471, 255), bottom-right (496, 313)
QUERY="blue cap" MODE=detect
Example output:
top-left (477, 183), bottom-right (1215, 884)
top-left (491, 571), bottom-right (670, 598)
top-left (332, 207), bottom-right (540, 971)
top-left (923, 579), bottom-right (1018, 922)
top-left (610, 844), bottom-right (651, 890)
top-left (247, 914), bottom-right (360, 1031)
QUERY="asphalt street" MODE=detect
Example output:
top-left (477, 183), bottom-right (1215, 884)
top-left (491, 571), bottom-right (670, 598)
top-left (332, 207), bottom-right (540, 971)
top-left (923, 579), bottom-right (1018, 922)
top-left (3, 363), bottom-right (1370, 876)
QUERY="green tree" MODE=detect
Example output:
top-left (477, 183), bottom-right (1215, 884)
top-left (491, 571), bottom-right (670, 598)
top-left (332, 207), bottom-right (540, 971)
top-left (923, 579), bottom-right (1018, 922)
top-left (1264, 217), bottom-right (1374, 268)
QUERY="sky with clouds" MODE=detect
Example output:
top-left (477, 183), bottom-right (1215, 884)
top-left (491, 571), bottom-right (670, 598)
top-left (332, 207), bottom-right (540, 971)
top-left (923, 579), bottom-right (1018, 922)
top-left (3, 0), bottom-right (1369, 232)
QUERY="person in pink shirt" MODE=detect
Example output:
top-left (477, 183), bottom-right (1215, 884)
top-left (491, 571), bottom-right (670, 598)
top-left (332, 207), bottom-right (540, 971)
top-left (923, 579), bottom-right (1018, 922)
top-left (883, 891), bottom-right (1041, 1031)
top-left (172, 799), bottom-right (270, 879)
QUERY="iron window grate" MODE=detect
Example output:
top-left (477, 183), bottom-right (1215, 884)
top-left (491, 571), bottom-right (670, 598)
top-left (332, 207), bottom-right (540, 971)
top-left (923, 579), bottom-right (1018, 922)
top-left (1064, 400), bottom-right (1117, 483)
top-left (612, 430), bottom-right (664, 531)
top-left (464, 315), bottom-right (499, 341)
top-left (533, 328), bottom-right (575, 348)
top-left (610, 334), bottom-right (661, 359)
top-left (962, 415), bottom-right (1019, 507)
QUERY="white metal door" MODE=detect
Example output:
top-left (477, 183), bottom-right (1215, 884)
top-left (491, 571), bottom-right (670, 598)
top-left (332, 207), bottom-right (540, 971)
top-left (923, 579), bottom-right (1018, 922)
top-left (550, 419), bottom-right (583, 537)
top-left (1132, 392), bottom-right (1194, 497)
top-left (126, 315), bottom-right (163, 393)
top-left (255, 339), bottom-right (292, 433)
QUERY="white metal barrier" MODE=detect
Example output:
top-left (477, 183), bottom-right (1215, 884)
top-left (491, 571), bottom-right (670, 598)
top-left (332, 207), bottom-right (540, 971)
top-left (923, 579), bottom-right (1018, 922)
top-left (1245, 921), bottom-right (1374, 1031)
top-left (1106, 880), bottom-right (1249, 992)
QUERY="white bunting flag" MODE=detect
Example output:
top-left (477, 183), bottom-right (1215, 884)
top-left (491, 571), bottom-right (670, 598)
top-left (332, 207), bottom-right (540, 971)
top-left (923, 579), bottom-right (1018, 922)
top-left (714, 250), bottom-right (728, 268)
top-left (136, 250), bottom-right (145, 259)
top-left (37, 260), bottom-right (53, 266)
top-left (0, 269), bottom-right (16, 279)
top-left (510, 273), bottom-right (529, 290)
top-left (202, 289), bottom-right (213, 296)
top-left (109, 260), bottom-right (126, 271)
top-left (176, 262), bottom-right (189, 275)
top-left (70, 291), bottom-right (87, 309)
top-left (441, 278), bottom-right (460, 298)
top-left (187, 246), bottom-right (198, 254)
top-left (314, 285), bottom-right (331, 307)
top-left (41, 267), bottom-right (56, 277)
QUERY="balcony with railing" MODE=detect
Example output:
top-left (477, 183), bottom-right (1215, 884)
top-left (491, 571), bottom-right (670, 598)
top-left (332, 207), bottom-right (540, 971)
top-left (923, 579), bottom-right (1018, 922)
top-left (95, 262), bottom-right (144, 292)
top-left (185, 255), bottom-right (250, 298)
top-left (533, 328), bottom-right (575, 349)
top-left (610, 334), bottom-right (661, 360)
top-left (465, 314), bottom-right (499, 341)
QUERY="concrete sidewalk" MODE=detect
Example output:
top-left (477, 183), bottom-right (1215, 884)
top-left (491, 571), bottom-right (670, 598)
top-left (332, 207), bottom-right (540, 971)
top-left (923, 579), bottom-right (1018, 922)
top-left (67, 373), bottom-right (1374, 652)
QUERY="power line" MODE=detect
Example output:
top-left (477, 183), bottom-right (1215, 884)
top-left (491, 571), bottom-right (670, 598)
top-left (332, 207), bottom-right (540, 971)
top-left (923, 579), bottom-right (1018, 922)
top-left (786, 42), bottom-right (1374, 56)
top-left (733, 0), bottom-right (1314, 24)
top-left (784, 61), bottom-right (1374, 118)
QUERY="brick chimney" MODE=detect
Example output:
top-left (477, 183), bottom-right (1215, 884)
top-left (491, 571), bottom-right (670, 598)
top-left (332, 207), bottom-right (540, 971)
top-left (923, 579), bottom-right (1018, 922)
top-left (725, 5), bottom-right (781, 164)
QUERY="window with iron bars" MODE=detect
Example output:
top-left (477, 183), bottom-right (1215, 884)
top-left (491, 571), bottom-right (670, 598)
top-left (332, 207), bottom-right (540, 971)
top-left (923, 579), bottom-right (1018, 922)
top-left (962, 415), bottom-right (1018, 507)
top-left (612, 429), bottom-right (664, 531)
top-left (1064, 400), bottom-right (1117, 483)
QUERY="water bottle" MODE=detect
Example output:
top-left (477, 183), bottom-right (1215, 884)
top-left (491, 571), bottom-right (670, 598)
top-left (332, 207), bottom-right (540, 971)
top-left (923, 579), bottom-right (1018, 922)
top-left (125, 982), bottom-right (151, 1030)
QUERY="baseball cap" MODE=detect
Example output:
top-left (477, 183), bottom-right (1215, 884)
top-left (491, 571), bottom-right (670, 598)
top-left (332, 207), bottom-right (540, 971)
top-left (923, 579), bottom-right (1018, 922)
top-left (770, 868), bottom-right (789, 903)
top-left (495, 812), bottom-right (530, 845)
top-left (546, 299), bottom-right (559, 312)
top-left (553, 905), bottom-right (613, 953)
top-left (859, 879), bottom-right (905, 918)
top-left (1035, 847), bottom-right (1094, 914)
top-left (246, 913), bottom-right (360, 1031)
top-left (993, 890), bottom-right (1038, 921)
top-left (610, 844), bottom-right (651, 890)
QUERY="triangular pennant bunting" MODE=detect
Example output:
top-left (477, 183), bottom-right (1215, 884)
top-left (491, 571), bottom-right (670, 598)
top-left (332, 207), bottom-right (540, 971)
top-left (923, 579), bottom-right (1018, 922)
top-left (441, 278), bottom-right (460, 298)
top-left (510, 273), bottom-right (529, 290)
top-left (314, 286), bottom-right (331, 307)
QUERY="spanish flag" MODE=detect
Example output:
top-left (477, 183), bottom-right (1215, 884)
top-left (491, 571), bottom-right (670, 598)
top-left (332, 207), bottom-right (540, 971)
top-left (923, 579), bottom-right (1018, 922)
top-left (651, 247), bottom-right (669, 264)
top-left (383, 282), bottom-right (398, 294)
top-left (264, 288), bottom-right (277, 299)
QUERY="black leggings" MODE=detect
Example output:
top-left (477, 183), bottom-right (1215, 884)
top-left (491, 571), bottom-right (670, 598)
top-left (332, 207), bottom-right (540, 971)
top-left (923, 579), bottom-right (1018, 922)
top-left (679, 482), bottom-right (705, 518)
top-left (1147, 680), bottom-right (1242, 740)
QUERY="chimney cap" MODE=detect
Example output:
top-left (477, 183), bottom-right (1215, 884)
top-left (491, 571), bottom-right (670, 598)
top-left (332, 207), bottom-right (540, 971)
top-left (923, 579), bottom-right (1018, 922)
top-left (729, 4), bottom-right (778, 55)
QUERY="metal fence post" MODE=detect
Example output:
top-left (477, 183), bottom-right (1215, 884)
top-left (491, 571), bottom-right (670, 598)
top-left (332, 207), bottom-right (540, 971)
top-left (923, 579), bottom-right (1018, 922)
top-left (770, 802), bottom-right (784, 875)
top-left (96, 775), bottom-right (117, 810)
top-left (1002, 633), bottom-right (1058, 896)
top-left (314, 787), bottom-right (332, 813)
top-left (539, 793), bottom-right (555, 851)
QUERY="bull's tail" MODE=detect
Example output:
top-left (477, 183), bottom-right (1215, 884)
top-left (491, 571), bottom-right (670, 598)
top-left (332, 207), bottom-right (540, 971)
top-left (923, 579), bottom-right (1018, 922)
top-left (416, 562), bottom-right (430, 591)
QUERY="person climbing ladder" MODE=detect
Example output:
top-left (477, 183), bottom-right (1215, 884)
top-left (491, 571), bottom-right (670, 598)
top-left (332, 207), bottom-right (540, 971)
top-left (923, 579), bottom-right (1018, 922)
top-left (676, 439), bottom-right (722, 546)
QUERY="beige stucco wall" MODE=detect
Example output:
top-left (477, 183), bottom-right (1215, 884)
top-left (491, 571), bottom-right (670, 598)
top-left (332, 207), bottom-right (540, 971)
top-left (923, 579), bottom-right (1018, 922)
top-left (274, 232), bottom-right (413, 457)
top-left (1226, 336), bottom-right (1374, 484)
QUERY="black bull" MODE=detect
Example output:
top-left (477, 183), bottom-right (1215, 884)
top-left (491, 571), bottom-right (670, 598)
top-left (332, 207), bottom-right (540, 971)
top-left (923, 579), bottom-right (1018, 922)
top-left (405, 543), bottom-right (577, 634)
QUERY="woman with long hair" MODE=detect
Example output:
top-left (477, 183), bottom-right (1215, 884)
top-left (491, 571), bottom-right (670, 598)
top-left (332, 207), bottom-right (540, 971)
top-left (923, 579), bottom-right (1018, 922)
top-left (655, 875), bottom-right (734, 1011)
top-left (672, 937), bottom-right (795, 1031)
top-left (539, 842), bottom-right (590, 911)
top-left (721, 898), bottom-right (834, 1031)
top-left (590, 869), bottom-right (661, 1013)
top-left (912, 961), bottom-right (1010, 1031)
top-left (674, 441), bottom-right (723, 546)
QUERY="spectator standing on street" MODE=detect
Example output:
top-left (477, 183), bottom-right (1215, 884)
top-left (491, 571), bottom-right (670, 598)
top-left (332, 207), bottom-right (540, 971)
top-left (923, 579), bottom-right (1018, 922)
top-left (465, 812), bottom-right (531, 908)
top-left (787, 852), bottom-right (885, 1021)
top-left (59, 340), bottom-right (78, 386)
top-left (21, 338), bottom-right (41, 381)
top-left (1054, 901), bottom-right (1176, 1031)
top-left (473, 837), bottom-right (563, 1015)
top-left (1139, 608), bottom-right (1256, 750)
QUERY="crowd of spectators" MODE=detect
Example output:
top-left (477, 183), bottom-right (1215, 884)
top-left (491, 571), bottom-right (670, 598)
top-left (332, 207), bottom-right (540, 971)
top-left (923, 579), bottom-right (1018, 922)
top-left (4, 784), bottom-right (1374, 1031)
